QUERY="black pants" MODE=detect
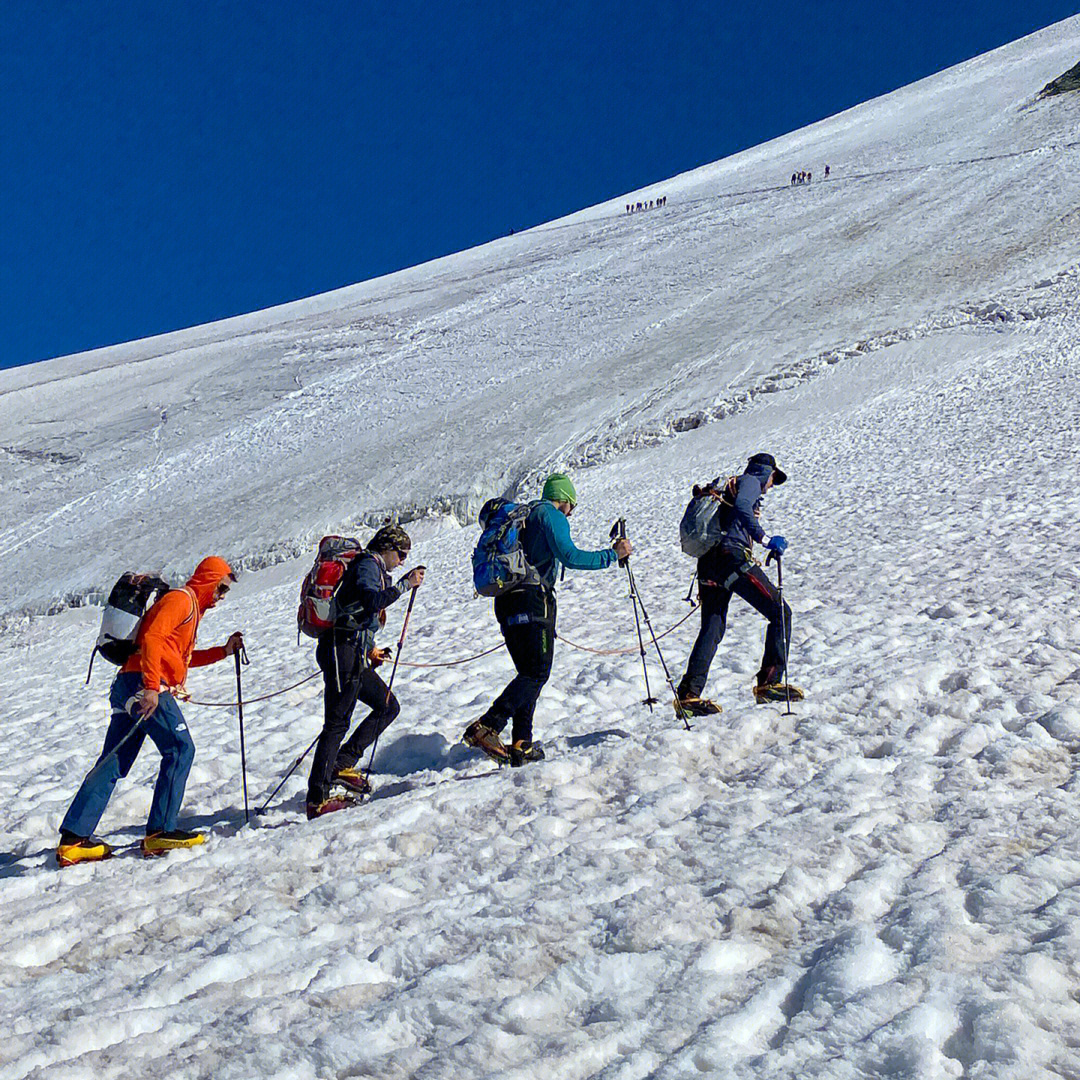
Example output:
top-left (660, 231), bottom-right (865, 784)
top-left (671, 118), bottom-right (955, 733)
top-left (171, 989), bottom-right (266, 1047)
top-left (679, 554), bottom-right (791, 699)
top-left (482, 587), bottom-right (556, 745)
top-left (308, 634), bottom-right (399, 804)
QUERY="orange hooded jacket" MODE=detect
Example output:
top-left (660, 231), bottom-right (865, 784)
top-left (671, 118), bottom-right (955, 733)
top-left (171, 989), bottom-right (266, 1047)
top-left (121, 556), bottom-right (235, 693)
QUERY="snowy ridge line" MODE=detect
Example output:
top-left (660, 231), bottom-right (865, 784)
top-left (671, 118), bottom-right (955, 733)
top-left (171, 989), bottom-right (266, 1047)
top-left (537, 135), bottom-right (1080, 236)
top-left (560, 266), bottom-right (1080, 473)
top-left (13, 118), bottom-right (1074, 412)
top-left (0, 288), bottom-right (393, 398)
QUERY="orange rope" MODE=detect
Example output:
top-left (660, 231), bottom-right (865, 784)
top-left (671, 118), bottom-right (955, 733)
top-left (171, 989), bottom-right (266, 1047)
top-left (398, 643), bottom-right (505, 667)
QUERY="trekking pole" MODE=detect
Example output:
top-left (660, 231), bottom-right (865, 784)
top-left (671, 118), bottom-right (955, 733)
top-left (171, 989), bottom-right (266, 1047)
top-left (684, 570), bottom-right (699, 608)
top-left (610, 519), bottom-right (657, 710)
top-left (612, 520), bottom-right (692, 729)
top-left (363, 573), bottom-right (422, 788)
top-left (623, 555), bottom-right (692, 731)
top-left (255, 733), bottom-right (320, 817)
top-left (80, 711), bottom-right (149, 791)
top-left (234, 644), bottom-right (251, 824)
top-left (765, 550), bottom-right (793, 716)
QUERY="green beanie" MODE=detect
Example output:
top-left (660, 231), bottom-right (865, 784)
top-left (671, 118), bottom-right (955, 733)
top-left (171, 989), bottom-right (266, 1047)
top-left (542, 473), bottom-right (577, 506)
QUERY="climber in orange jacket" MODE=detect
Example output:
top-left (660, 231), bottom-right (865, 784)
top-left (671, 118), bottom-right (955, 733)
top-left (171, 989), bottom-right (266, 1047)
top-left (57, 557), bottom-right (244, 866)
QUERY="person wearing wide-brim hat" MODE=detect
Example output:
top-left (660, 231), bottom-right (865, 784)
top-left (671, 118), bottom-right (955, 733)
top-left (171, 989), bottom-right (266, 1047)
top-left (676, 453), bottom-right (803, 714)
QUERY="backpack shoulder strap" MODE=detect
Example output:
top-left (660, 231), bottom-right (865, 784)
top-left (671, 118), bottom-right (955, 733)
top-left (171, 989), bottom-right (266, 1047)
top-left (180, 586), bottom-right (201, 641)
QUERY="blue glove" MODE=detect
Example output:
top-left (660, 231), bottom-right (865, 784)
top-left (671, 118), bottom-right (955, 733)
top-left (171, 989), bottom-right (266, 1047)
top-left (766, 535), bottom-right (788, 554)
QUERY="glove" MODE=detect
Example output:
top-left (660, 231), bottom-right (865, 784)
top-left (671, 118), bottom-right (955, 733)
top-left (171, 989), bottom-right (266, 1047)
top-left (765, 535), bottom-right (788, 554)
top-left (133, 688), bottom-right (159, 719)
top-left (368, 646), bottom-right (392, 668)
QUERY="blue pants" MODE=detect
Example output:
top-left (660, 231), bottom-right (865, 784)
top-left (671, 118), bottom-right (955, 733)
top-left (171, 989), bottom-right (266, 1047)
top-left (61, 671), bottom-right (196, 838)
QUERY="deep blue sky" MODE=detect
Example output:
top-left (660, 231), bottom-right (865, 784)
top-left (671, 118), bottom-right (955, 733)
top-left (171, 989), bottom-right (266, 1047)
top-left (3, 2), bottom-right (1078, 369)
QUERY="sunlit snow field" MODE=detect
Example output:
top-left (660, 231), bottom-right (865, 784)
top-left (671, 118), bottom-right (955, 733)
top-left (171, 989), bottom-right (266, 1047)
top-left (2, 17), bottom-right (1080, 1080)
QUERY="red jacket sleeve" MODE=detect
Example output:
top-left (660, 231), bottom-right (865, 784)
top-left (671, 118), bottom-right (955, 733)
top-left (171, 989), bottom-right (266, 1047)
top-left (190, 646), bottom-right (228, 668)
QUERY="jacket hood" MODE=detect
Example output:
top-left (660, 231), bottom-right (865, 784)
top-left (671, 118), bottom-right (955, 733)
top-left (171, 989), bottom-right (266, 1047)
top-left (744, 460), bottom-right (775, 485)
top-left (745, 452), bottom-right (787, 486)
top-left (185, 556), bottom-right (236, 611)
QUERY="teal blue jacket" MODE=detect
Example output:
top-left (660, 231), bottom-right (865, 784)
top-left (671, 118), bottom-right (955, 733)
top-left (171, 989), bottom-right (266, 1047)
top-left (523, 500), bottom-right (617, 588)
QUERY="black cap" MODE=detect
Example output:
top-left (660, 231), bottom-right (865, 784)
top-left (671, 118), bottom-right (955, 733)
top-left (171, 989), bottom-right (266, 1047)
top-left (747, 452), bottom-right (787, 485)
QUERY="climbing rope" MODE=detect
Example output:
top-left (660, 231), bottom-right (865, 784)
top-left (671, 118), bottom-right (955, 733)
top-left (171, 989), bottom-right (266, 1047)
top-left (187, 670), bottom-right (321, 708)
top-left (559, 606), bottom-right (696, 655)
top-left (181, 606), bottom-right (699, 708)
top-left (398, 643), bottom-right (505, 668)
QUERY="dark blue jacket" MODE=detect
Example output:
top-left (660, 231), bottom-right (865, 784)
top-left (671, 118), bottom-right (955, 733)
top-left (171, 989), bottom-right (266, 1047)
top-left (334, 552), bottom-right (406, 644)
top-left (717, 461), bottom-right (772, 557)
top-left (523, 500), bottom-right (617, 589)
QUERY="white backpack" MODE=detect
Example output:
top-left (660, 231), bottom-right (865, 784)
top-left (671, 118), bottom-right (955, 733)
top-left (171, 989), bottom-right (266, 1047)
top-left (86, 572), bottom-right (170, 682)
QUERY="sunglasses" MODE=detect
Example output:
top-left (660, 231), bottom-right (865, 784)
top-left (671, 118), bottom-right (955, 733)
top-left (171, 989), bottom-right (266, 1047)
top-left (395, 547), bottom-right (410, 560)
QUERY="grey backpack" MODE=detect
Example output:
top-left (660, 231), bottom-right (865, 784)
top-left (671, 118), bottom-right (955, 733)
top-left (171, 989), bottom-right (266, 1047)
top-left (679, 477), bottom-right (737, 557)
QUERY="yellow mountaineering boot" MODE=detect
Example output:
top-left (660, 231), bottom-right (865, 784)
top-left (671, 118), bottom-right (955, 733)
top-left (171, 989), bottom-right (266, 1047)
top-left (140, 830), bottom-right (206, 858)
top-left (333, 766), bottom-right (372, 796)
top-left (306, 795), bottom-right (359, 820)
top-left (463, 720), bottom-right (510, 763)
top-left (56, 835), bottom-right (114, 868)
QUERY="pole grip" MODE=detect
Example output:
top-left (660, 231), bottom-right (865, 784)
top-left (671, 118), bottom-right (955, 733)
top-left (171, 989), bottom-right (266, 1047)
top-left (610, 517), bottom-right (629, 566)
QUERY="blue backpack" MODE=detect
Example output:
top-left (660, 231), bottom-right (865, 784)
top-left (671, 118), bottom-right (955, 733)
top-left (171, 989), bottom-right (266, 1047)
top-left (472, 498), bottom-right (543, 597)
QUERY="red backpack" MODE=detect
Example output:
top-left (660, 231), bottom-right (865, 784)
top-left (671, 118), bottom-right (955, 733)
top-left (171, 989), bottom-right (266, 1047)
top-left (297, 536), bottom-right (363, 639)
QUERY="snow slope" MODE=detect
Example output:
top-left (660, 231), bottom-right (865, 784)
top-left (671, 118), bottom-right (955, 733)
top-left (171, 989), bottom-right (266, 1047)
top-left (2, 17), bottom-right (1080, 1080)
top-left (1, 20), bottom-right (1079, 620)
